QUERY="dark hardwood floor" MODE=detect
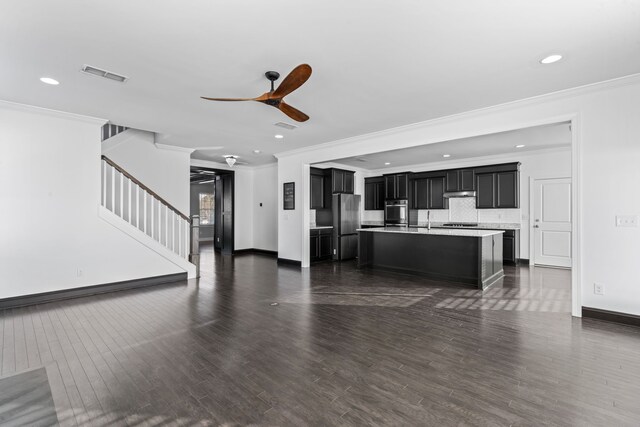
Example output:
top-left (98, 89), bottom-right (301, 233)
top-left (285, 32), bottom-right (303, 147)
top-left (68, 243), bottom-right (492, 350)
top-left (2, 244), bottom-right (640, 426)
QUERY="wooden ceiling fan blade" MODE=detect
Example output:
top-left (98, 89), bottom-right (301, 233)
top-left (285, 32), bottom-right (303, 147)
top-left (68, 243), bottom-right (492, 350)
top-left (272, 64), bottom-right (312, 98)
top-left (279, 101), bottom-right (309, 122)
top-left (200, 97), bottom-right (256, 101)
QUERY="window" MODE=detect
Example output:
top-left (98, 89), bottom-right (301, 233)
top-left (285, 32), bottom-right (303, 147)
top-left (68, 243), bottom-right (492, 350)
top-left (199, 193), bottom-right (214, 225)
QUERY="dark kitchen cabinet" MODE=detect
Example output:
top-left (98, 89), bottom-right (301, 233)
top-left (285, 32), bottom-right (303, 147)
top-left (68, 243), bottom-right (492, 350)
top-left (412, 176), bottom-right (448, 209)
top-left (310, 228), bottom-right (332, 262)
top-left (331, 169), bottom-right (355, 194)
top-left (310, 168), bottom-right (326, 209)
top-left (496, 171), bottom-right (518, 208)
top-left (429, 176), bottom-right (447, 209)
top-left (384, 173), bottom-right (411, 200)
top-left (475, 174), bottom-right (496, 208)
top-left (501, 229), bottom-right (520, 265)
top-left (446, 169), bottom-right (475, 192)
top-left (364, 176), bottom-right (385, 210)
top-left (475, 170), bottom-right (519, 209)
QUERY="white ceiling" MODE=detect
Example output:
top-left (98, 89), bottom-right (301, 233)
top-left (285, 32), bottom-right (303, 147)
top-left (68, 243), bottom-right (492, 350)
top-left (327, 122), bottom-right (571, 171)
top-left (1, 1), bottom-right (639, 166)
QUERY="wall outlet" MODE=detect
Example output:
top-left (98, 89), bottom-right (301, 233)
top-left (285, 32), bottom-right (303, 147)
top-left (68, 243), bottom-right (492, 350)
top-left (594, 283), bottom-right (605, 295)
top-left (333, 249), bottom-right (337, 255)
top-left (616, 215), bottom-right (638, 227)
top-left (77, 268), bottom-right (83, 277)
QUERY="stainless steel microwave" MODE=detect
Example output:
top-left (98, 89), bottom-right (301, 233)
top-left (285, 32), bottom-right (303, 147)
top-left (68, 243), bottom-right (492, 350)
top-left (384, 200), bottom-right (408, 225)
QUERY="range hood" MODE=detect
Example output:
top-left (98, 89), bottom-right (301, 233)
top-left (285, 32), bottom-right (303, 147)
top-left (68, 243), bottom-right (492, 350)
top-left (443, 191), bottom-right (476, 198)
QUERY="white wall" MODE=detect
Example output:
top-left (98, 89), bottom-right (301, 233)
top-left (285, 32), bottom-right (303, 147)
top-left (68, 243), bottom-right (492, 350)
top-left (359, 148), bottom-right (572, 259)
top-left (253, 164), bottom-right (278, 252)
top-left (0, 101), bottom-right (185, 299)
top-left (234, 166), bottom-right (254, 250)
top-left (103, 129), bottom-right (191, 215)
top-left (276, 74), bottom-right (640, 316)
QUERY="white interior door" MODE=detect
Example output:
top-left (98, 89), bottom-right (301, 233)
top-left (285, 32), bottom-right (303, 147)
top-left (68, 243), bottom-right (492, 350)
top-left (533, 178), bottom-right (572, 267)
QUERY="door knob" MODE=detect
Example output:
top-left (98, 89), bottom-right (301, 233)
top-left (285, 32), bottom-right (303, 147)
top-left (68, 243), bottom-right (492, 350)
top-left (533, 225), bottom-right (539, 228)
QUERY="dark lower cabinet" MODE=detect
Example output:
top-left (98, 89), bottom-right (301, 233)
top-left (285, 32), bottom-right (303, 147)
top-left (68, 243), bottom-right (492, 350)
top-left (310, 228), bottom-right (333, 262)
top-left (501, 229), bottom-right (520, 265)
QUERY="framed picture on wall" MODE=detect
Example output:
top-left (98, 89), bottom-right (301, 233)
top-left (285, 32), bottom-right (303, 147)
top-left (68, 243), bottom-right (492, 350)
top-left (283, 182), bottom-right (295, 210)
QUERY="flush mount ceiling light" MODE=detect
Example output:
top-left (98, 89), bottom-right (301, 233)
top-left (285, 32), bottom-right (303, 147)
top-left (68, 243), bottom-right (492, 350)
top-left (384, 162), bottom-right (391, 165)
top-left (224, 155), bottom-right (238, 167)
top-left (253, 150), bottom-right (261, 154)
top-left (443, 154), bottom-right (451, 158)
top-left (40, 77), bottom-right (59, 85)
top-left (515, 144), bottom-right (526, 148)
top-left (540, 54), bottom-right (563, 64)
top-left (274, 134), bottom-right (284, 139)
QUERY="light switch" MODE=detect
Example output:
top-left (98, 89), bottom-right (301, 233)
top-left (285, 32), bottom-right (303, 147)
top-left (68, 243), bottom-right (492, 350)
top-left (616, 215), bottom-right (638, 227)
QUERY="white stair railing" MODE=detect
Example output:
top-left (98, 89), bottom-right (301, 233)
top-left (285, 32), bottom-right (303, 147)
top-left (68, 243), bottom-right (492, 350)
top-left (101, 155), bottom-right (190, 259)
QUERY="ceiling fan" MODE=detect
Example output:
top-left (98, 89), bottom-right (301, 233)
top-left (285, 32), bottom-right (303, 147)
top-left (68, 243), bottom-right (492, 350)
top-left (201, 64), bottom-right (312, 122)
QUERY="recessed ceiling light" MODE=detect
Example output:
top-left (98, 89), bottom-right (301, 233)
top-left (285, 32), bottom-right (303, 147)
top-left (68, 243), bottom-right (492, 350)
top-left (274, 134), bottom-right (284, 139)
top-left (384, 162), bottom-right (391, 165)
top-left (40, 77), bottom-right (59, 85)
top-left (515, 144), bottom-right (526, 148)
top-left (253, 150), bottom-right (261, 154)
top-left (540, 54), bottom-right (563, 64)
top-left (442, 154), bottom-right (451, 158)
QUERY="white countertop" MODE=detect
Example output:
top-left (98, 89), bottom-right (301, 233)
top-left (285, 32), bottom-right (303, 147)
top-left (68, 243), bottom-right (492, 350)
top-left (357, 226), bottom-right (504, 237)
top-left (310, 225), bottom-right (334, 230)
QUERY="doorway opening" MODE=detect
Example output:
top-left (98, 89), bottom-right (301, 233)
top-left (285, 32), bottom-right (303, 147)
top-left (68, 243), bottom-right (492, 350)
top-left (190, 167), bottom-right (235, 258)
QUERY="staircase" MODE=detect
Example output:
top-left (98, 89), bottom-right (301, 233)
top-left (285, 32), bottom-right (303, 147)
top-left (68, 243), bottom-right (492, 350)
top-left (101, 122), bottom-right (128, 141)
top-left (99, 154), bottom-right (195, 277)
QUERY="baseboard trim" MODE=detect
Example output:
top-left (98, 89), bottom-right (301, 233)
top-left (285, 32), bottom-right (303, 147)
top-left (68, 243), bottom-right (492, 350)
top-left (0, 272), bottom-right (187, 310)
top-left (234, 248), bottom-right (278, 257)
top-left (582, 307), bottom-right (640, 328)
top-left (277, 258), bottom-right (302, 267)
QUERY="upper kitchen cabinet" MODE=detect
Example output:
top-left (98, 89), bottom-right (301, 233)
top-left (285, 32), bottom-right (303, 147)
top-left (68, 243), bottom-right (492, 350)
top-left (412, 174), bottom-right (448, 209)
top-left (364, 176), bottom-right (385, 210)
top-left (445, 169), bottom-right (475, 192)
top-left (474, 163), bottom-right (520, 209)
top-left (310, 167), bottom-right (328, 209)
top-left (384, 172), bottom-right (411, 200)
top-left (331, 168), bottom-right (355, 194)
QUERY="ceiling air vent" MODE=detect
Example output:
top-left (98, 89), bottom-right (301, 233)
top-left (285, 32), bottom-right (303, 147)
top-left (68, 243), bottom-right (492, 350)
top-left (274, 122), bottom-right (297, 130)
top-left (81, 64), bottom-right (128, 83)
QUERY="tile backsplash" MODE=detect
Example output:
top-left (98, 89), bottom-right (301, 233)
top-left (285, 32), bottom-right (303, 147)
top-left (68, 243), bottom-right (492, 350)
top-left (416, 197), bottom-right (520, 224)
top-left (449, 198), bottom-right (477, 222)
top-left (361, 197), bottom-right (520, 225)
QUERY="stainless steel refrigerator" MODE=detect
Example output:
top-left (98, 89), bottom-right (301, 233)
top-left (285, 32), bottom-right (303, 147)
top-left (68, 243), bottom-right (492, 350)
top-left (332, 193), bottom-right (361, 261)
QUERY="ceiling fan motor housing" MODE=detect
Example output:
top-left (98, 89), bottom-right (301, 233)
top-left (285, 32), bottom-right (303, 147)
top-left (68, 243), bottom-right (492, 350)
top-left (265, 71), bottom-right (280, 81)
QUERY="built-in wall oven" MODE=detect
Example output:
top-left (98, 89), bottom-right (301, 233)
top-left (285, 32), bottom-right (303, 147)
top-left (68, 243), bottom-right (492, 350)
top-left (384, 199), bottom-right (408, 226)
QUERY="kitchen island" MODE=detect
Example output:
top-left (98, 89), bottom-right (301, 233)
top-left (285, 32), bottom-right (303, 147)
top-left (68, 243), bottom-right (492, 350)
top-left (358, 227), bottom-right (504, 289)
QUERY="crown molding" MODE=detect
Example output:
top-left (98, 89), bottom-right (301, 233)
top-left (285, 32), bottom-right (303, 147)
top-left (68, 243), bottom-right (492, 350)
top-left (0, 99), bottom-right (107, 125)
top-left (190, 158), bottom-right (251, 171)
top-left (362, 146), bottom-right (572, 175)
top-left (274, 72), bottom-right (640, 160)
top-left (154, 143), bottom-right (195, 153)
